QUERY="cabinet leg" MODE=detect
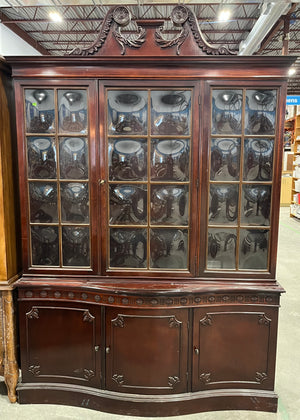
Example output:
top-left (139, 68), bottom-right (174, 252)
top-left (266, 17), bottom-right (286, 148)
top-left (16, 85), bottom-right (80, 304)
top-left (0, 295), bottom-right (3, 376)
top-left (2, 291), bottom-right (19, 403)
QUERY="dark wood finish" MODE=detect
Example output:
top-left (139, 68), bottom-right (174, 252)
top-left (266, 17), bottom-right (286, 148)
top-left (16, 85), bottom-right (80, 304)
top-left (105, 307), bottom-right (188, 394)
top-left (192, 306), bottom-right (278, 392)
top-left (19, 300), bottom-right (101, 387)
top-left (17, 386), bottom-right (278, 415)
top-left (70, 5), bottom-right (236, 58)
top-left (16, 282), bottom-right (280, 415)
top-left (4, 5), bottom-right (295, 416)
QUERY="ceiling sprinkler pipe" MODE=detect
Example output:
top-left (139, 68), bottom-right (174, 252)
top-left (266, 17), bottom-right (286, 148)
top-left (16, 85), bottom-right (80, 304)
top-left (239, 1), bottom-right (291, 55)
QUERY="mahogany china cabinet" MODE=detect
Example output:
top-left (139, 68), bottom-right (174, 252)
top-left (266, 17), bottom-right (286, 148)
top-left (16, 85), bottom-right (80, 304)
top-left (5, 5), bottom-right (295, 416)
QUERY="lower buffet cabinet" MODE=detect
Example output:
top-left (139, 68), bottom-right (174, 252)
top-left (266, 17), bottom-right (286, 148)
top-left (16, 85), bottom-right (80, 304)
top-left (17, 282), bottom-right (280, 416)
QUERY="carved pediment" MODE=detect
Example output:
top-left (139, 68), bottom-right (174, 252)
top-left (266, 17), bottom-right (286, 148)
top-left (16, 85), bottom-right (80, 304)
top-left (70, 5), bottom-right (236, 57)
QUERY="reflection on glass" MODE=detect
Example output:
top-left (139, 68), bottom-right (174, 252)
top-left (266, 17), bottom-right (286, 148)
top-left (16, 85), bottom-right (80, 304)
top-left (210, 138), bottom-right (240, 181)
top-left (25, 89), bottom-right (55, 133)
top-left (245, 90), bottom-right (276, 135)
top-left (209, 184), bottom-right (239, 225)
top-left (110, 185), bottom-right (147, 225)
top-left (151, 91), bottom-right (191, 135)
top-left (151, 139), bottom-right (189, 181)
top-left (150, 228), bottom-right (188, 269)
top-left (239, 229), bottom-right (268, 269)
top-left (212, 90), bottom-right (242, 135)
top-left (109, 138), bottom-right (147, 181)
top-left (241, 185), bottom-right (271, 226)
top-left (59, 137), bottom-right (88, 179)
top-left (61, 182), bottom-right (89, 223)
top-left (29, 182), bottom-right (58, 223)
top-left (207, 228), bottom-right (237, 269)
top-left (62, 226), bottom-right (90, 266)
top-left (108, 90), bottom-right (147, 135)
top-left (31, 225), bottom-right (59, 266)
top-left (151, 185), bottom-right (188, 225)
top-left (110, 228), bottom-right (147, 268)
top-left (243, 138), bottom-right (273, 181)
top-left (58, 89), bottom-right (87, 134)
top-left (27, 137), bottom-right (56, 179)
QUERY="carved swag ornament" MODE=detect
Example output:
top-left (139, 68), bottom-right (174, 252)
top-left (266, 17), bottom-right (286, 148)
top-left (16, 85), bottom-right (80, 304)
top-left (155, 5), bottom-right (236, 55)
top-left (70, 6), bottom-right (145, 56)
top-left (70, 5), bottom-right (236, 57)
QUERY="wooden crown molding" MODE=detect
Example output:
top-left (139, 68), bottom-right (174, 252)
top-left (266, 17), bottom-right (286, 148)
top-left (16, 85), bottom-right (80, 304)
top-left (70, 5), bottom-right (237, 57)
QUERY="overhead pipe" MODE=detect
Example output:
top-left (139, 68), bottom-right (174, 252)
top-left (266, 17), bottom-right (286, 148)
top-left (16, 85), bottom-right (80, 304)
top-left (239, 1), bottom-right (291, 55)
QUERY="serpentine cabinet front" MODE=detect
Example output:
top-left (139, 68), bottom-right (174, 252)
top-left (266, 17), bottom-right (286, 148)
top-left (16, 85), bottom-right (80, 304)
top-left (7, 50), bottom-right (292, 416)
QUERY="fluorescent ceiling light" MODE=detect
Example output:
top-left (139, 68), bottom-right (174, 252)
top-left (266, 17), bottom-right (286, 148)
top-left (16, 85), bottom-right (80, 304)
top-left (288, 68), bottom-right (296, 76)
top-left (218, 10), bottom-right (231, 22)
top-left (49, 11), bottom-right (63, 23)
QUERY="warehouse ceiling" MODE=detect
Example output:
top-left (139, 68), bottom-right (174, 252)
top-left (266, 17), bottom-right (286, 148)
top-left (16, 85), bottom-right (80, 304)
top-left (0, 0), bottom-right (300, 93)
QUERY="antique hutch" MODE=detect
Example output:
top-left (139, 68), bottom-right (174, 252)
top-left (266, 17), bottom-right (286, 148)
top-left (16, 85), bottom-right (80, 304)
top-left (0, 57), bottom-right (20, 403)
top-left (5, 5), bottom-right (294, 416)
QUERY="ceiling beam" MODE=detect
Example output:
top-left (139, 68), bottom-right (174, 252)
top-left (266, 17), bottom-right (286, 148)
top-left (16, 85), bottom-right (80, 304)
top-left (0, 16), bottom-right (258, 24)
top-left (0, 0), bottom-right (262, 5)
top-left (0, 11), bottom-right (49, 55)
top-left (25, 28), bottom-right (250, 35)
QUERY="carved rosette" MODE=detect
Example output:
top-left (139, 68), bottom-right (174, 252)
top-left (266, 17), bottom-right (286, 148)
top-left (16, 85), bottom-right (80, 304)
top-left (112, 373), bottom-right (125, 385)
top-left (83, 310), bottom-right (94, 323)
top-left (113, 6), bottom-right (146, 55)
top-left (169, 316), bottom-right (181, 328)
top-left (255, 372), bottom-right (268, 383)
top-left (70, 6), bottom-right (145, 56)
top-left (155, 5), bottom-right (236, 56)
top-left (26, 307), bottom-right (39, 319)
top-left (112, 314), bottom-right (125, 328)
top-left (28, 365), bottom-right (41, 376)
top-left (69, 4), bottom-right (237, 57)
top-left (155, 5), bottom-right (189, 55)
top-left (199, 373), bottom-right (211, 384)
top-left (168, 375), bottom-right (180, 387)
top-left (20, 288), bottom-right (278, 308)
top-left (258, 314), bottom-right (272, 326)
top-left (83, 369), bottom-right (95, 380)
top-left (200, 314), bottom-right (212, 326)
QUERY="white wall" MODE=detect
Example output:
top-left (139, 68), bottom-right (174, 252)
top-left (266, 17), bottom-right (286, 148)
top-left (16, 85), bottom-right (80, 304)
top-left (0, 23), bottom-right (41, 56)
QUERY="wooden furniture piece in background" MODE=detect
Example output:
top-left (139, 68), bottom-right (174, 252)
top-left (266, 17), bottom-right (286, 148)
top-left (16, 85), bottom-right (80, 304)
top-left (0, 57), bottom-right (20, 403)
top-left (280, 173), bottom-right (293, 206)
top-left (6, 5), bottom-right (295, 416)
top-left (290, 114), bottom-right (300, 218)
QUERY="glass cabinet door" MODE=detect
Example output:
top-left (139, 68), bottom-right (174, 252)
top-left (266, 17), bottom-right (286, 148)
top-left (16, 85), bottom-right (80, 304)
top-left (107, 89), bottom-right (192, 271)
top-left (25, 88), bottom-right (90, 268)
top-left (207, 88), bottom-right (276, 271)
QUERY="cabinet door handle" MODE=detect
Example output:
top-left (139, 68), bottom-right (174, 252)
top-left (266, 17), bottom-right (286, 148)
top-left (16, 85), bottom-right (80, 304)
top-left (94, 345), bottom-right (100, 352)
top-left (106, 346), bottom-right (111, 354)
top-left (98, 179), bottom-right (105, 185)
top-left (194, 348), bottom-right (199, 355)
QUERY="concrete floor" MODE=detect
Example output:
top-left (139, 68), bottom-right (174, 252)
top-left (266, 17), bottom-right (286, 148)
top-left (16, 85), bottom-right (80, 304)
top-left (0, 207), bottom-right (299, 420)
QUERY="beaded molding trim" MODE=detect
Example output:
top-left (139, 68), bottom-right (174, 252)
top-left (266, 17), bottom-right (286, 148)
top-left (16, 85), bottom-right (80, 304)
top-left (19, 289), bottom-right (279, 308)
